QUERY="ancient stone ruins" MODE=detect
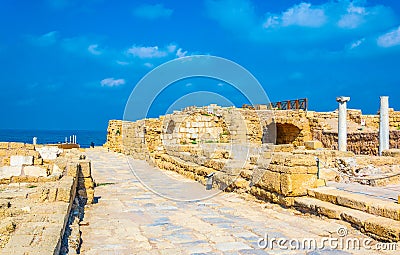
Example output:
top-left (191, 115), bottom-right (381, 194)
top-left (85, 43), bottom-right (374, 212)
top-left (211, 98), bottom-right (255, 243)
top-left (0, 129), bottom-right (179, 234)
top-left (0, 97), bottom-right (400, 254)
top-left (0, 143), bottom-right (94, 254)
top-left (104, 98), bottom-right (400, 242)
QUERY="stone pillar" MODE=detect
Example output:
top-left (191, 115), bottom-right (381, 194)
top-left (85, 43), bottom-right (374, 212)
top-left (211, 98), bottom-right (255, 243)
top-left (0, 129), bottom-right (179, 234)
top-left (379, 96), bottom-right (389, 156)
top-left (336, 96), bottom-right (350, 152)
top-left (33, 137), bottom-right (37, 145)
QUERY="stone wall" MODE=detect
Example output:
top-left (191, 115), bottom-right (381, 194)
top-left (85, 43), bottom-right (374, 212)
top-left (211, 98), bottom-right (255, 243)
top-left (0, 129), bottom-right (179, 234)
top-left (150, 144), bottom-right (322, 207)
top-left (104, 105), bottom-right (400, 157)
top-left (315, 130), bottom-right (400, 155)
top-left (103, 120), bottom-right (123, 152)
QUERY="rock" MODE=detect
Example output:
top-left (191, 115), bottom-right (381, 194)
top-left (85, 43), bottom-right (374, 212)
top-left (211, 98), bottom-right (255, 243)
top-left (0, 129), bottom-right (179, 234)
top-left (21, 206), bottom-right (31, 212)
top-left (36, 146), bottom-right (63, 160)
top-left (0, 166), bottom-right (22, 178)
top-left (52, 164), bottom-right (63, 175)
top-left (9, 156), bottom-right (33, 167)
top-left (305, 140), bottom-right (323, 150)
top-left (0, 218), bottom-right (15, 235)
top-left (23, 166), bottom-right (48, 177)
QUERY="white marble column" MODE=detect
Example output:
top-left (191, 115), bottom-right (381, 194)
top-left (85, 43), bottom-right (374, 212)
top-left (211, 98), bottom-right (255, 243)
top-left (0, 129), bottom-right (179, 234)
top-left (379, 96), bottom-right (389, 156)
top-left (336, 96), bottom-right (350, 152)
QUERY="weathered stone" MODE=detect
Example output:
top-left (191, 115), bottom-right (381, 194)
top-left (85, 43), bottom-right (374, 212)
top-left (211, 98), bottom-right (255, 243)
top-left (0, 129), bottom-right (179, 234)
top-left (336, 194), bottom-right (370, 212)
top-left (0, 166), bottom-right (22, 178)
top-left (23, 166), bottom-right (48, 177)
top-left (284, 155), bottom-right (316, 167)
top-left (10, 156), bottom-right (33, 167)
top-left (0, 142), bottom-right (9, 149)
top-left (33, 157), bottom-right (43, 165)
top-left (256, 170), bottom-right (281, 193)
top-left (280, 173), bottom-right (317, 196)
top-left (0, 218), bottom-right (15, 235)
top-left (364, 217), bottom-right (400, 241)
top-left (78, 161), bottom-right (91, 177)
top-left (8, 142), bottom-right (24, 149)
top-left (36, 146), bottom-right (63, 160)
top-left (305, 140), bottom-right (323, 150)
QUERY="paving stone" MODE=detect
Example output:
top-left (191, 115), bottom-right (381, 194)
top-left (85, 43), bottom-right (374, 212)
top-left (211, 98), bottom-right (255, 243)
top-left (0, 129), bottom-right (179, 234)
top-left (78, 149), bottom-right (384, 255)
top-left (215, 241), bottom-right (253, 251)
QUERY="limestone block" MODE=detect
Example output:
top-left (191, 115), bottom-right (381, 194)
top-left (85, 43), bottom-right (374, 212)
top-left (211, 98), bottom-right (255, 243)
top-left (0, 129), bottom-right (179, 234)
top-left (9, 142), bottom-right (24, 149)
top-left (66, 162), bottom-right (79, 177)
top-left (9, 156), bottom-right (33, 167)
top-left (23, 166), bottom-right (48, 177)
top-left (11, 176), bottom-right (38, 183)
top-left (0, 166), bottom-right (22, 178)
top-left (364, 217), bottom-right (400, 242)
top-left (34, 157), bottom-right (43, 165)
top-left (36, 146), bottom-right (63, 160)
top-left (382, 149), bottom-right (400, 157)
top-left (24, 144), bottom-right (35, 150)
top-left (2, 158), bottom-right (10, 166)
top-left (336, 194), bottom-right (369, 212)
top-left (256, 170), bottom-right (281, 193)
top-left (269, 152), bottom-right (292, 165)
top-left (78, 161), bottom-right (91, 178)
top-left (0, 142), bottom-right (8, 149)
top-left (280, 173), bottom-right (317, 196)
top-left (56, 176), bottom-right (75, 203)
top-left (284, 155), bottom-right (316, 167)
top-left (52, 164), bottom-right (63, 175)
top-left (268, 164), bottom-right (317, 174)
top-left (305, 140), bottom-right (323, 150)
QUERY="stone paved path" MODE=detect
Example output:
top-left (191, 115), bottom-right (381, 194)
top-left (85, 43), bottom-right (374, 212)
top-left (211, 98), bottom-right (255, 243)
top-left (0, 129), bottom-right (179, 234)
top-left (79, 149), bottom-right (395, 255)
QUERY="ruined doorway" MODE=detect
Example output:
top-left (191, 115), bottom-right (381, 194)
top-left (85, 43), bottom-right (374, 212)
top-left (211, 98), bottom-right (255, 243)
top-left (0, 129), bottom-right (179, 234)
top-left (275, 123), bottom-right (301, 145)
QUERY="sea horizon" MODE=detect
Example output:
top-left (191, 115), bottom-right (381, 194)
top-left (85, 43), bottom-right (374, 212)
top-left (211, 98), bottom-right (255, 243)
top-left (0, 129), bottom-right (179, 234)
top-left (0, 129), bottom-right (107, 148)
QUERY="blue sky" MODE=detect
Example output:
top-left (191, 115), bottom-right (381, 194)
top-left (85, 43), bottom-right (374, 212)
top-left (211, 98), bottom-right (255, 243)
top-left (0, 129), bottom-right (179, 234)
top-left (1, 0), bottom-right (400, 130)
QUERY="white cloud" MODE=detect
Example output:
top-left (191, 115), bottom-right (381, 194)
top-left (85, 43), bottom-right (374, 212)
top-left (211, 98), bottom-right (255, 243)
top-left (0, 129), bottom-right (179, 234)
top-left (88, 44), bottom-right (102, 55)
top-left (127, 46), bottom-right (168, 58)
top-left (100, 78), bottom-right (125, 87)
top-left (262, 1), bottom-right (393, 31)
top-left (264, 3), bottom-right (326, 28)
top-left (281, 3), bottom-right (326, 27)
top-left (176, 48), bottom-right (187, 58)
top-left (29, 31), bottom-right (59, 46)
top-left (349, 38), bottom-right (365, 49)
top-left (167, 44), bottom-right (177, 53)
top-left (133, 4), bottom-right (173, 20)
top-left (377, 26), bottom-right (400, 48)
top-left (126, 44), bottom-right (190, 59)
top-left (338, 3), bottom-right (368, 29)
top-left (116, 60), bottom-right (130, 66)
top-left (144, 62), bottom-right (154, 68)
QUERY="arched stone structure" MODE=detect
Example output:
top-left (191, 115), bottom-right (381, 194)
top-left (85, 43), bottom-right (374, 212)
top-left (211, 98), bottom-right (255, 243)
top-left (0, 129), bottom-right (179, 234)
top-left (276, 123), bottom-right (301, 145)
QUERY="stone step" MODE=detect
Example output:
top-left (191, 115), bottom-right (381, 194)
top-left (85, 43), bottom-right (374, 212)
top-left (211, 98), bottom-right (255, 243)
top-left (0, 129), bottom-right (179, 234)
top-left (293, 196), bottom-right (400, 242)
top-left (308, 186), bottom-right (400, 221)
